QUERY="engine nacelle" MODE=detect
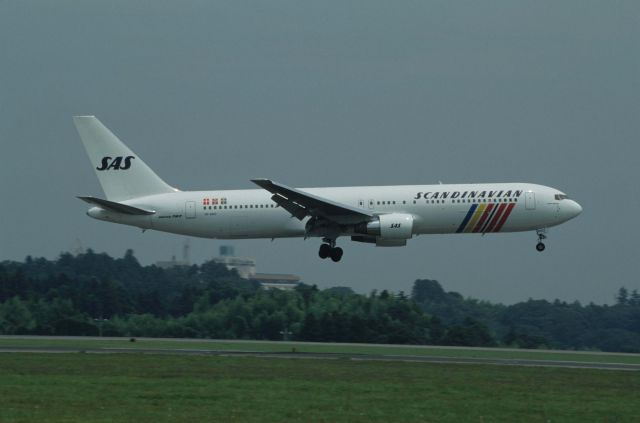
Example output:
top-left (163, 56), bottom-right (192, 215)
top-left (376, 238), bottom-right (407, 247)
top-left (351, 236), bottom-right (407, 247)
top-left (354, 213), bottom-right (414, 240)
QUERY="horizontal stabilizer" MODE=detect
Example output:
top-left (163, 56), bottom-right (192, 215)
top-left (78, 196), bottom-right (155, 215)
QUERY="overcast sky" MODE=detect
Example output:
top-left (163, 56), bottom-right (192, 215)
top-left (1, 1), bottom-right (638, 304)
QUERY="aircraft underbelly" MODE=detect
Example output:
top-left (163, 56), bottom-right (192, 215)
top-left (151, 209), bottom-right (305, 239)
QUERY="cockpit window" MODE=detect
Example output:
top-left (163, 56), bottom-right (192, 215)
top-left (554, 194), bottom-right (569, 200)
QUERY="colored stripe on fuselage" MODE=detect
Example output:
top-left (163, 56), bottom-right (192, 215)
top-left (456, 204), bottom-right (478, 233)
top-left (479, 203), bottom-right (500, 233)
top-left (473, 203), bottom-right (495, 232)
top-left (484, 203), bottom-right (507, 233)
top-left (464, 203), bottom-right (486, 233)
top-left (457, 202), bottom-right (517, 234)
top-left (493, 203), bottom-right (515, 232)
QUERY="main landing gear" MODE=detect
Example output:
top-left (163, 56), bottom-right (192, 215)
top-left (318, 238), bottom-right (343, 262)
top-left (535, 229), bottom-right (547, 252)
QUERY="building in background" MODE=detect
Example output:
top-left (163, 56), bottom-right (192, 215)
top-left (212, 246), bottom-right (300, 289)
top-left (211, 246), bottom-right (257, 279)
top-left (155, 239), bottom-right (191, 269)
top-left (157, 243), bottom-right (301, 290)
top-left (251, 273), bottom-right (301, 291)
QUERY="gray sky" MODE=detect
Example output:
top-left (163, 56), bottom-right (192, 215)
top-left (1, 1), bottom-right (638, 304)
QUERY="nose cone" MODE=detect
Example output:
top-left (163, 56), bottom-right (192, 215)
top-left (564, 200), bottom-right (583, 220)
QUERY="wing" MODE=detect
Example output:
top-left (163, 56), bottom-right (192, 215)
top-left (251, 179), bottom-right (373, 224)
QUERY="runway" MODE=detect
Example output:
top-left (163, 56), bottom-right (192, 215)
top-left (1, 345), bottom-right (639, 371)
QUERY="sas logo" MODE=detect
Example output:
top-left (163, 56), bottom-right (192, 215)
top-left (96, 156), bottom-right (135, 171)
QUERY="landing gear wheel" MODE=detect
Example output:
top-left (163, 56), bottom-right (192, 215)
top-left (318, 243), bottom-right (331, 259)
top-left (330, 247), bottom-right (343, 262)
top-left (535, 229), bottom-right (547, 252)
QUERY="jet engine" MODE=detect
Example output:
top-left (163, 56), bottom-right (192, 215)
top-left (353, 213), bottom-right (414, 246)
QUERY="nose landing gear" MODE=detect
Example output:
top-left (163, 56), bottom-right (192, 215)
top-left (535, 229), bottom-right (547, 252)
top-left (318, 238), bottom-right (344, 262)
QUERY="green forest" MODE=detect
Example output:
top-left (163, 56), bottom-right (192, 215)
top-left (1, 250), bottom-right (639, 353)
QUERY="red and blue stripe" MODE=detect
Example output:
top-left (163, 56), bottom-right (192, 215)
top-left (456, 202), bottom-right (515, 233)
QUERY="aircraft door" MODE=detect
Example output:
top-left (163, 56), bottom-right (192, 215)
top-left (185, 201), bottom-right (196, 218)
top-left (525, 192), bottom-right (536, 210)
top-left (358, 199), bottom-right (365, 209)
top-left (368, 199), bottom-right (375, 210)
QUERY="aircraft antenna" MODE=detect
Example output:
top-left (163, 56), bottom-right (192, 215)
top-left (72, 238), bottom-right (85, 256)
top-left (183, 238), bottom-right (191, 265)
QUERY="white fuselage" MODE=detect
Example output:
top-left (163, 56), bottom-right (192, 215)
top-left (87, 182), bottom-right (582, 241)
top-left (74, 116), bottom-right (582, 259)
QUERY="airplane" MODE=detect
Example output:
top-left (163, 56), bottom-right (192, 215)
top-left (74, 116), bottom-right (582, 262)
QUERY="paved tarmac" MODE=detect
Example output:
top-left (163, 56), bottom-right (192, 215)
top-left (1, 344), bottom-right (639, 371)
top-left (0, 335), bottom-right (633, 356)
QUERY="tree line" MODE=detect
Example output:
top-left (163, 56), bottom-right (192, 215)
top-left (1, 250), bottom-right (639, 352)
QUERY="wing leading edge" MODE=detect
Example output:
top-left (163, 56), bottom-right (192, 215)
top-left (251, 179), bottom-right (373, 224)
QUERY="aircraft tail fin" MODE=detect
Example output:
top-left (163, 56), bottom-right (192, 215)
top-left (73, 116), bottom-right (176, 201)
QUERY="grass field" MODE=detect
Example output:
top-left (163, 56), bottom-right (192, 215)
top-left (2, 336), bottom-right (640, 364)
top-left (1, 352), bottom-right (639, 423)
